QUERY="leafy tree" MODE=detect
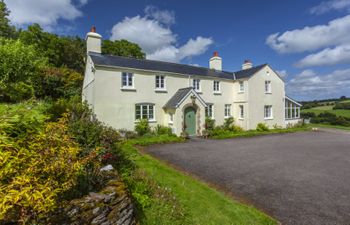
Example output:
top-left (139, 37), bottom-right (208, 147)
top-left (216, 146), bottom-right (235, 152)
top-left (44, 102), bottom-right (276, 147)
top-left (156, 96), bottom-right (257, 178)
top-left (0, 0), bottom-right (16, 38)
top-left (340, 96), bottom-right (347, 100)
top-left (19, 24), bottom-right (85, 73)
top-left (0, 38), bottom-right (47, 102)
top-left (102, 39), bottom-right (146, 59)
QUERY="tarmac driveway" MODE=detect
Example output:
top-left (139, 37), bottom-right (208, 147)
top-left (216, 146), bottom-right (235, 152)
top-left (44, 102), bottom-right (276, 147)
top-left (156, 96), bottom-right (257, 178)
top-left (144, 129), bottom-right (350, 225)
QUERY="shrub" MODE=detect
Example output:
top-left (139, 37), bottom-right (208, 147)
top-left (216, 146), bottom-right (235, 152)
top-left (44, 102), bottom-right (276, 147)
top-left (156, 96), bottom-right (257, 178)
top-left (256, 123), bottom-right (269, 132)
top-left (0, 115), bottom-right (82, 223)
top-left (135, 119), bottom-right (150, 136)
top-left (154, 125), bottom-right (173, 136)
top-left (223, 117), bottom-right (234, 130)
top-left (300, 112), bottom-right (316, 118)
top-left (205, 117), bottom-right (215, 131)
top-left (333, 102), bottom-right (350, 110)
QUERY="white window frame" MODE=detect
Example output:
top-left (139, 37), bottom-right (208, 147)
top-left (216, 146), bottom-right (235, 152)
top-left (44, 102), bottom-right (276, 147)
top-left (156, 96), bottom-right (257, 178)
top-left (205, 104), bottom-right (214, 119)
top-left (122, 72), bottom-right (134, 88)
top-left (265, 80), bottom-right (272, 93)
top-left (239, 81), bottom-right (244, 93)
top-left (192, 79), bottom-right (201, 92)
top-left (155, 75), bottom-right (166, 91)
top-left (169, 113), bottom-right (174, 124)
top-left (264, 105), bottom-right (273, 119)
top-left (224, 104), bottom-right (232, 118)
top-left (239, 105), bottom-right (244, 119)
top-left (213, 81), bottom-right (220, 93)
top-left (135, 104), bottom-right (155, 121)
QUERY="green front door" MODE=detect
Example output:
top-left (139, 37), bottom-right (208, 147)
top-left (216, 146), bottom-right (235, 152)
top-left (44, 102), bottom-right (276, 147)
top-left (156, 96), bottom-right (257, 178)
top-left (185, 107), bottom-right (196, 136)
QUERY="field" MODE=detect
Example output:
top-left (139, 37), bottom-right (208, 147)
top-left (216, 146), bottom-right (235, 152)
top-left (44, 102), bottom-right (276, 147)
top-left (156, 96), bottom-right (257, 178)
top-left (302, 100), bottom-right (350, 118)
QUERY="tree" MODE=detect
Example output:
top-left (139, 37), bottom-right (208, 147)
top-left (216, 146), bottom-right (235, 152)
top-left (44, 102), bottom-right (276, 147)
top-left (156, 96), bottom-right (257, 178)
top-left (0, 38), bottom-right (47, 102)
top-left (0, 0), bottom-right (16, 38)
top-left (19, 24), bottom-right (85, 73)
top-left (340, 96), bottom-right (347, 100)
top-left (102, 39), bottom-right (145, 59)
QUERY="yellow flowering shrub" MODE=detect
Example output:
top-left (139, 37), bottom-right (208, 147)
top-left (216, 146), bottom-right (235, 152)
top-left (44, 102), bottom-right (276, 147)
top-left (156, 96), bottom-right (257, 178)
top-left (0, 115), bottom-right (82, 223)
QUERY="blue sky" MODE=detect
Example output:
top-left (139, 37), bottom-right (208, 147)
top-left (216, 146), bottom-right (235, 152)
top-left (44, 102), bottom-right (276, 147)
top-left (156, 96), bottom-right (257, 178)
top-left (5, 0), bottom-right (350, 100)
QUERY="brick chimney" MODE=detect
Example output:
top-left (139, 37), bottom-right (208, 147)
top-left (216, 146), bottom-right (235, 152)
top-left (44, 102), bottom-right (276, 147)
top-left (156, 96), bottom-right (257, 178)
top-left (209, 51), bottom-right (222, 71)
top-left (242, 59), bottom-right (253, 70)
top-left (86, 26), bottom-right (102, 53)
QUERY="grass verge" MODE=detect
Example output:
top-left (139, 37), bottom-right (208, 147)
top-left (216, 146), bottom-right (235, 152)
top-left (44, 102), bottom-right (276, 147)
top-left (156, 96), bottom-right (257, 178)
top-left (307, 123), bottom-right (350, 131)
top-left (210, 127), bottom-right (311, 139)
top-left (118, 135), bottom-right (277, 225)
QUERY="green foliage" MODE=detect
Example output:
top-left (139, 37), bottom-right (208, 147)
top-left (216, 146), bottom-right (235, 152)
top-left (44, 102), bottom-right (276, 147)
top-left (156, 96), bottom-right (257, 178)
top-left (102, 39), bottom-right (146, 59)
top-left (135, 119), bottom-right (151, 136)
top-left (223, 117), bottom-right (234, 130)
top-left (205, 117), bottom-right (215, 131)
top-left (0, 115), bottom-right (82, 223)
top-left (301, 111), bottom-right (316, 118)
top-left (0, 38), bottom-right (47, 102)
top-left (154, 125), bottom-right (173, 136)
top-left (310, 111), bottom-right (350, 126)
top-left (19, 24), bottom-right (85, 73)
top-left (0, 0), bottom-right (17, 39)
top-left (256, 123), bottom-right (270, 132)
top-left (333, 102), bottom-right (350, 110)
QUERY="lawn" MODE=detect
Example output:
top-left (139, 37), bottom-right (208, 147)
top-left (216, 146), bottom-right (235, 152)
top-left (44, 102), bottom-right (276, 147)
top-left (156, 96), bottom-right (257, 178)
top-left (120, 136), bottom-right (277, 225)
top-left (302, 108), bottom-right (350, 118)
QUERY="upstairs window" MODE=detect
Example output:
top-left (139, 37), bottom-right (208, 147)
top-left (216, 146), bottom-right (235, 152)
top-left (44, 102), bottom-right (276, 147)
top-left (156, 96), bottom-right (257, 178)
top-left (239, 81), bottom-right (244, 92)
top-left (224, 104), bottom-right (232, 118)
top-left (135, 104), bottom-right (155, 121)
top-left (265, 80), bottom-right (271, 93)
top-left (264, 105), bottom-right (273, 119)
top-left (122, 72), bottom-right (133, 87)
top-left (239, 105), bottom-right (244, 119)
top-left (205, 104), bottom-right (214, 119)
top-left (192, 79), bottom-right (201, 92)
top-left (213, 81), bottom-right (220, 92)
top-left (155, 75), bottom-right (165, 89)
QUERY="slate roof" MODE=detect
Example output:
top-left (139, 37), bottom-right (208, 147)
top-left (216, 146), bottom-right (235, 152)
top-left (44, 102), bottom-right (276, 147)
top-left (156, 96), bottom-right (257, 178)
top-left (89, 52), bottom-right (267, 80)
top-left (163, 87), bottom-right (207, 109)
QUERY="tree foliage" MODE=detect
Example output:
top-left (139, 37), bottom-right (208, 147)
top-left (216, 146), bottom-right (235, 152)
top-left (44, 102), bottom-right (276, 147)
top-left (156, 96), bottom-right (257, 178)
top-left (0, 0), bottom-right (16, 38)
top-left (102, 39), bottom-right (146, 59)
top-left (0, 38), bottom-right (47, 102)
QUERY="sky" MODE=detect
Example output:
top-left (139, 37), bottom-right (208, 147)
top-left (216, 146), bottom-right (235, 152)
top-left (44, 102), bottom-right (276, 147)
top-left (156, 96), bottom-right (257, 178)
top-left (4, 0), bottom-right (350, 101)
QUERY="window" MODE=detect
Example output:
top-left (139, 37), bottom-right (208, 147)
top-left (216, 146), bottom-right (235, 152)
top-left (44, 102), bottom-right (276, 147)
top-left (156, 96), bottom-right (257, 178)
top-left (213, 81), bottom-right (220, 92)
top-left (264, 105), bottom-right (273, 119)
top-left (135, 104), bottom-right (155, 121)
top-left (155, 75), bottom-right (165, 89)
top-left (205, 104), bottom-right (214, 119)
top-left (224, 104), bottom-right (231, 118)
top-left (169, 113), bottom-right (174, 124)
top-left (285, 98), bottom-right (300, 119)
top-left (239, 105), bottom-right (244, 119)
top-left (239, 81), bottom-right (244, 92)
top-left (122, 72), bottom-right (133, 87)
top-left (192, 79), bottom-right (201, 92)
top-left (265, 81), bottom-right (271, 93)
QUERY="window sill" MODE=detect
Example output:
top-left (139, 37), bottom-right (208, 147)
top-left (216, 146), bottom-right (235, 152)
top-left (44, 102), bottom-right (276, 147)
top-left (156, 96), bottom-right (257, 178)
top-left (195, 91), bottom-right (202, 94)
top-left (135, 119), bottom-right (157, 123)
top-left (224, 116), bottom-right (232, 119)
top-left (238, 91), bottom-right (245, 94)
top-left (155, 89), bottom-right (167, 93)
top-left (168, 121), bottom-right (174, 125)
top-left (264, 117), bottom-right (273, 120)
top-left (121, 87), bottom-right (136, 91)
top-left (213, 91), bottom-right (221, 95)
top-left (238, 118), bottom-right (244, 120)
top-left (265, 92), bottom-right (272, 94)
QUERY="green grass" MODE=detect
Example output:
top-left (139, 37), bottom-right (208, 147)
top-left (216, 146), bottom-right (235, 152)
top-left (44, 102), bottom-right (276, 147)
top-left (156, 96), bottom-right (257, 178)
top-left (119, 135), bottom-right (277, 225)
top-left (210, 127), bottom-right (311, 139)
top-left (302, 108), bottom-right (350, 118)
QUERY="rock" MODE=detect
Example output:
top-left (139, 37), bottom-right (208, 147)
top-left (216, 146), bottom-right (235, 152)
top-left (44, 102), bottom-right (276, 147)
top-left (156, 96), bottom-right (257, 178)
top-left (92, 207), bottom-right (101, 215)
top-left (89, 192), bottom-right (107, 202)
top-left (100, 164), bottom-right (114, 172)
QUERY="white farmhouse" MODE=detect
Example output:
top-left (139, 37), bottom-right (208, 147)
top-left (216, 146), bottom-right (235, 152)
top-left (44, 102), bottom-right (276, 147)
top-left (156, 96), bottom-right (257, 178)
top-left (83, 28), bottom-right (301, 136)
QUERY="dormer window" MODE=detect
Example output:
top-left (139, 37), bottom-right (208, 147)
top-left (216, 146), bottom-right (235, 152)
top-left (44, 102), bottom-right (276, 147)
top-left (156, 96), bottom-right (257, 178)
top-left (192, 79), bottom-right (201, 92)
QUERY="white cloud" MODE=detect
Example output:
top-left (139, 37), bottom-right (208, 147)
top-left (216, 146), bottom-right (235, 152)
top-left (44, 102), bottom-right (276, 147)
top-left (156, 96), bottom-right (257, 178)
top-left (310, 0), bottom-right (350, 15)
top-left (287, 69), bottom-right (350, 99)
top-left (144, 6), bottom-right (175, 25)
top-left (296, 44), bottom-right (350, 67)
top-left (266, 15), bottom-right (350, 54)
top-left (276, 70), bottom-right (288, 78)
top-left (4, 0), bottom-right (87, 29)
top-left (110, 8), bottom-right (213, 63)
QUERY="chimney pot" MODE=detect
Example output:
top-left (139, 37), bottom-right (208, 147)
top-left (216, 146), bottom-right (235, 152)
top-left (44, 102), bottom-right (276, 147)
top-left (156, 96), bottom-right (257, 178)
top-left (213, 51), bottom-right (219, 57)
top-left (91, 26), bottom-right (96, 33)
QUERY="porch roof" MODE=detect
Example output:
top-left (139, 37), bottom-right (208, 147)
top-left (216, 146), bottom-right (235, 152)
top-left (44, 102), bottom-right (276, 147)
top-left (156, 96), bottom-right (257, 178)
top-left (163, 87), bottom-right (207, 109)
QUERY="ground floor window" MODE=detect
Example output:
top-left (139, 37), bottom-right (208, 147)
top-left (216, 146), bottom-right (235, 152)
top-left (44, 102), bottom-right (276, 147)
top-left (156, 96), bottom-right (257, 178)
top-left (285, 98), bottom-right (300, 119)
top-left (264, 105), bottom-right (273, 119)
top-left (135, 104), bottom-right (155, 120)
top-left (205, 104), bottom-right (214, 119)
top-left (224, 104), bottom-right (231, 118)
top-left (239, 105), bottom-right (244, 119)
